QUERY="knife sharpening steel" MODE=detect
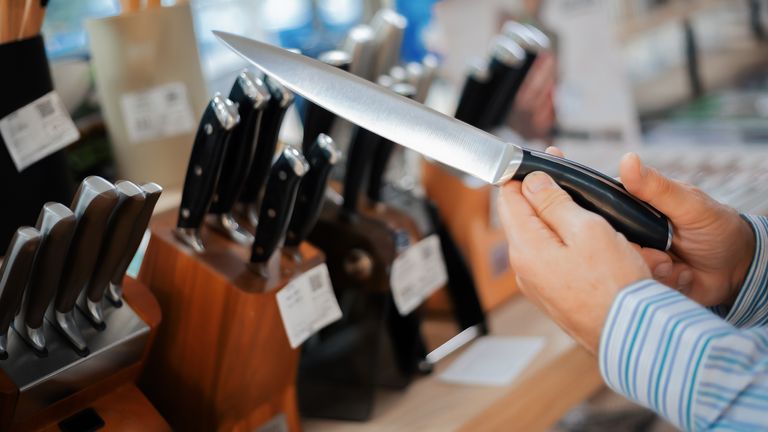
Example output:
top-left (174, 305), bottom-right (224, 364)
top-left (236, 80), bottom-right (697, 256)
top-left (138, 208), bottom-right (325, 431)
top-left (0, 277), bottom-right (165, 431)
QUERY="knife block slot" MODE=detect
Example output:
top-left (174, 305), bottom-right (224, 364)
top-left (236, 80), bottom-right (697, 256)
top-left (138, 208), bottom-right (325, 431)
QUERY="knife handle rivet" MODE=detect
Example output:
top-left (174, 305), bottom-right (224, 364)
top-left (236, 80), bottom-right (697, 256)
top-left (204, 123), bottom-right (213, 135)
top-left (278, 171), bottom-right (287, 181)
top-left (267, 208), bottom-right (276, 218)
top-left (194, 165), bottom-right (203, 176)
top-left (181, 208), bottom-right (190, 219)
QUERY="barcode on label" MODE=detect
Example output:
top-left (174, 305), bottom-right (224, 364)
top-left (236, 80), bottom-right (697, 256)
top-left (35, 99), bottom-right (55, 118)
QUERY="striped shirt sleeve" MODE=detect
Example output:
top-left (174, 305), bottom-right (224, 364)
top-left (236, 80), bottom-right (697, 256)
top-left (600, 280), bottom-right (768, 431)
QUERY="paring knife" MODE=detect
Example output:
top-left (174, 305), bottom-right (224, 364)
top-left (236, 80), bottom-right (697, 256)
top-left (238, 76), bottom-right (295, 227)
top-left (249, 147), bottom-right (309, 276)
top-left (0, 227), bottom-right (42, 359)
top-left (15, 203), bottom-right (75, 354)
top-left (476, 36), bottom-right (525, 131)
top-left (454, 59), bottom-right (490, 127)
top-left (284, 134), bottom-right (340, 260)
top-left (208, 71), bottom-right (271, 245)
top-left (302, 50), bottom-right (350, 154)
top-left (175, 94), bottom-right (240, 253)
top-left (214, 32), bottom-right (673, 251)
top-left (107, 182), bottom-right (163, 306)
top-left (53, 176), bottom-right (119, 353)
top-left (79, 181), bottom-right (146, 328)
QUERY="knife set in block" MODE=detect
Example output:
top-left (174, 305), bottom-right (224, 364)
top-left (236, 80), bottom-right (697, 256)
top-left (0, 175), bottom-right (164, 431)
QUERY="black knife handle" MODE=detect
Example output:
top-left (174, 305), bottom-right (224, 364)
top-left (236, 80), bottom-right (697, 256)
top-left (177, 94), bottom-right (240, 230)
top-left (250, 147), bottom-right (309, 263)
top-left (285, 134), bottom-right (340, 248)
top-left (85, 181), bottom-right (146, 303)
top-left (56, 176), bottom-right (120, 313)
top-left (209, 71), bottom-right (270, 215)
top-left (454, 60), bottom-right (489, 127)
top-left (512, 149), bottom-right (671, 251)
top-left (343, 126), bottom-right (381, 214)
top-left (239, 77), bottom-right (294, 205)
top-left (23, 203), bottom-right (75, 329)
top-left (0, 227), bottom-right (42, 336)
top-left (110, 183), bottom-right (163, 287)
top-left (477, 37), bottom-right (525, 130)
top-left (301, 51), bottom-right (350, 154)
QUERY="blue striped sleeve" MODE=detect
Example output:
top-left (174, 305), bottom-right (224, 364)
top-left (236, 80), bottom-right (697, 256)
top-left (600, 280), bottom-right (768, 431)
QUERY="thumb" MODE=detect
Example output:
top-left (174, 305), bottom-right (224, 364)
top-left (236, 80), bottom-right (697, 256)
top-left (620, 152), bottom-right (694, 220)
top-left (522, 171), bottom-right (594, 243)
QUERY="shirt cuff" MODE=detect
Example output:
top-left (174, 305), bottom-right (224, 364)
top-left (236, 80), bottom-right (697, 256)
top-left (720, 215), bottom-right (768, 327)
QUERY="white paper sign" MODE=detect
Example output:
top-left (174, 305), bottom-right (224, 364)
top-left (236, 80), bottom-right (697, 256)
top-left (276, 264), bottom-right (342, 348)
top-left (440, 336), bottom-right (545, 387)
top-left (120, 82), bottom-right (196, 144)
top-left (0, 91), bottom-right (80, 172)
top-left (390, 234), bottom-right (448, 316)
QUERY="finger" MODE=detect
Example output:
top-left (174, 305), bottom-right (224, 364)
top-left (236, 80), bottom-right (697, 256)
top-left (545, 146), bottom-right (564, 157)
top-left (619, 152), bottom-right (695, 220)
top-left (497, 181), bottom-right (564, 252)
top-left (520, 171), bottom-right (596, 244)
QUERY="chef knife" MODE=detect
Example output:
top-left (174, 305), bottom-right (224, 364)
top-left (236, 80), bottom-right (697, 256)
top-left (0, 227), bottom-right (42, 359)
top-left (79, 181), bottom-right (146, 328)
top-left (14, 203), bottom-right (75, 354)
top-left (302, 50), bottom-right (350, 154)
top-left (476, 36), bottom-right (526, 131)
top-left (214, 32), bottom-right (672, 251)
top-left (342, 24), bottom-right (377, 80)
top-left (107, 182), bottom-right (163, 306)
top-left (370, 9), bottom-right (407, 79)
top-left (284, 134), bottom-right (340, 261)
top-left (52, 176), bottom-right (119, 353)
top-left (238, 76), bottom-right (295, 227)
top-left (175, 94), bottom-right (240, 253)
top-left (249, 147), bottom-right (309, 276)
top-left (208, 71), bottom-right (271, 245)
top-left (454, 59), bottom-right (490, 127)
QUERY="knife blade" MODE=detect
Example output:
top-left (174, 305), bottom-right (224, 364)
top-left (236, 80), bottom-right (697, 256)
top-left (249, 147), bottom-right (309, 276)
top-left (107, 182), bottom-right (163, 306)
top-left (476, 36), bottom-right (525, 131)
top-left (454, 59), bottom-right (489, 127)
top-left (302, 51), bottom-right (350, 154)
top-left (79, 181), bottom-right (146, 328)
top-left (0, 227), bottom-right (42, 359)
top-left (208, 71), bottom-right (271, 245)
top-left (370, 9), bottom-right (407, 79)
top-left (175, 94), bottom-right (240, 253)
top-left (214, 32), bottom-right (672, 251)
top-left (284, 134), bottom-right (340, 260)
top-left (14, 203), bottom-right (75, 354)
top-left (52, 176), bottom-right (119, 353)
top-left (238, 76), bottom-right (295, 227)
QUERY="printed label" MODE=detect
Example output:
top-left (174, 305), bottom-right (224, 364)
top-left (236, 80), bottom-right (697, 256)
top-left (390, 234), bottom-right (449, 315)
top-left (120, 82), bottom-right (196, 144)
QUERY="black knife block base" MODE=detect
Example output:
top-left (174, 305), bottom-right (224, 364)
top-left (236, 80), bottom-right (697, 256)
top-left (0, 35), bottom-right (76, 251)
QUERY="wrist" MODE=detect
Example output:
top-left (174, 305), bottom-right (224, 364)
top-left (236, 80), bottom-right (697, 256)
top-left (727, 215), bottom-right (757, 306)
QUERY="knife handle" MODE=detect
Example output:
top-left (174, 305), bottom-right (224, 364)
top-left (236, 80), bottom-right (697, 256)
top-left (512, 149), bottom-right (672, 251)
top-left (454, 60), bottom-right (489, 127)
top-left (23, 203), bottom-right (75, 330)
top-left (177, 94), bottom-right (240, 236)
top-left (0, 227), bottom-right (42, 340)
top-left (250, 147), bottom-right (309, 264)
top-left (301, 51), bottom-right (350, 154)
top-left (209, 71), bottom-right (270, 215)
top-left (343, 127), bottom-right (381, 214)
top-left (477, 37), bottom-right (525, 130)
top-left (285, 134), bottom-right (340, 248)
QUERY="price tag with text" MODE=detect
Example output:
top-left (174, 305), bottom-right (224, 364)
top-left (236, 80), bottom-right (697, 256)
top-left (390, 234), bottom-right (448, 315)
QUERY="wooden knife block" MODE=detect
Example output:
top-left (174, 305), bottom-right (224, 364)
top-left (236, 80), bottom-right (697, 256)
top-left (0, 278), bottom-right (165, 431)
top-left (422, 161), bottom-right (519, 312)
top-left (138, 209), bottom-right (325, 431)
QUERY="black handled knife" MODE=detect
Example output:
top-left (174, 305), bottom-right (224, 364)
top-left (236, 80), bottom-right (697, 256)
top-left (284, 134), bottom-right (340, 260)
top-left (208, 70), bottom-right (271, 245)
top-left (249, 147), bottom-right (308, 275)
top-left (15, 203), bottom-right (75, 354)
top-left (79, 181), bottom-right (146, 328)
top-left (238, 76), bottom-right (295, 227)
top-left (214, 32), bottom-right (672, 251)
top-left (343, 125), bottom-right (381, 216)
top-left (175, 94), bottom-right (240, 253)
top-left (107, 182), bottom-right (163, 306)
top-left (52, 176), bottom-right (119, 354)
top-left (302, 51), bottom-right (350, 154)
top-left (476, 36), bottom-right (526, 131)
top-left (0, 227), bottom-right (42, 359)
top-left (454, 59), bottom-right (490, 127)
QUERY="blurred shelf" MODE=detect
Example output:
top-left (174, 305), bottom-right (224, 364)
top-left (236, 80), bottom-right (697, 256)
top-left (303, 296), bottom-right (604, 432)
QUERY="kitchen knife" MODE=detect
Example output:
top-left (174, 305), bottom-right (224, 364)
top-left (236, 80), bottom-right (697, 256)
top-left (14, 203), bottom-right (75, 354)
top-left (370, 9), bottom-right (407, 79)
top-left (52, 176), bottom-right (119, 353)
top-left (214, 32), bottom-right (673, 251)
top-left (342, 24), bottom-right (377, 80)
top-left (208, 71), bottom-right (271, 245)
top-left (79, 181), bottom-right (146, 328)
top-left (0, 227), bottom-right (42, 359)
top-left (107, 182), bottom-right (163, 306)
top-left (175, 94), bottom-right (240, 253)
top-left (238, 76), bottom-right (295, 227)
top-left (343, 124), bottom-right (382, 216)
top-left (476, 36), bottom-right (526, 131)
top-left (284, 134), bottom-right (340, 260)
top-left (415, 54), bottom-right (438, 104)
top-left (454, 59), bottom-right (490, 127)
top-left (302, 51), bottom-right (350, 154)
top-left (249, 147), bottom-right (309, 275)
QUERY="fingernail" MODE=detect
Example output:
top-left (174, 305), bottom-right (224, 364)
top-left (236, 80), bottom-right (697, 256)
top-left (632, 153), bottom-right (648, 178)
top-left (524, 172), bottom-right (555, 194)
top-left (653, 263), bottom-right (673, 279)
top-left (677, 270), bottom-right (693, 289)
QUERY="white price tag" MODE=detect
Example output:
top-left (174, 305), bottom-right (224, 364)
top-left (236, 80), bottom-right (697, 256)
top-left (120, 82), bottom-right (196, 144)
top-left (390, 234), bottom-right (448, 316)
top-left (0, 91), bottom-right (80, 172)
top-left (276, 264), bottom-right (342, 348)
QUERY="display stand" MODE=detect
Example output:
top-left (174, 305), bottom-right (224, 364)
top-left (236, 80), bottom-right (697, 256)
top-left (138, 209), bottom-right (325, 431)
